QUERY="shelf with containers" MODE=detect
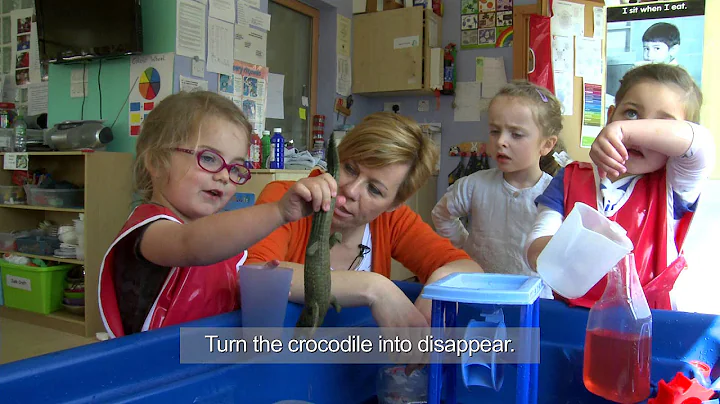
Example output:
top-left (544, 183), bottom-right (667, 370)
top-left (0, 150), bottom-right (133, 337)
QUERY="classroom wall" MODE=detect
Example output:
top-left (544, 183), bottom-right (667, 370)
top-left (46, 0), bottom-right (176, 154)
top-left (348, 0), bottom-right (537, 201)
top-left (46, 0), bottom-right (350, 155)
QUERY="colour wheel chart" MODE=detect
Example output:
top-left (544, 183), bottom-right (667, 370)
top-left (139, 68), bottom-right (161, 100)
top-left (128, 53), bottom-right (174, 137)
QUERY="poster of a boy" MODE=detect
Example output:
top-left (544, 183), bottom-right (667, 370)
top-left (637, 22), bottom-right (680, 65)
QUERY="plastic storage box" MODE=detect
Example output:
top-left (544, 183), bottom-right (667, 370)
top-left (0, 185), bottom-right (25, 204)
top-left (24, 186), bottom-right (84, 209)
top-left (421, 273), bottom-right (543, 404)
top-left (0, 260), bottom-right (76, 314)
top-left (15, 235), bottom-right (60, 256)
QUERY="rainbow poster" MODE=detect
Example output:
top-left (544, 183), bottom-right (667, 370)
top-left (460, 0), bottom-right (514, 49)
top-left (128, 53), bottom-right (175, 137)
top-left (581, 82), bottom-right (604, 148)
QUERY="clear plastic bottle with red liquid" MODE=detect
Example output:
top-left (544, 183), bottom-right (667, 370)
top-left (583, 253), bottom-right (652, 404)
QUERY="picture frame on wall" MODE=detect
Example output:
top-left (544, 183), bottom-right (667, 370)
top-left (604, 0), bottom-right (705, 110)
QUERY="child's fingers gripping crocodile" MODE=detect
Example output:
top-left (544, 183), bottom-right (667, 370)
top-left (295, 132), bottom-right (342, 338)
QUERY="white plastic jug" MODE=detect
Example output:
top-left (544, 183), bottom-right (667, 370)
top-left (536, 202), bottom-right (634, 299)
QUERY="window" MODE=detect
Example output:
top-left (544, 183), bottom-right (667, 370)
top-left (265, 0), bottom-right (318, 151)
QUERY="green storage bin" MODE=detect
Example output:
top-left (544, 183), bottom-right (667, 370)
top-left (0, 260), bottom-right (76, 314)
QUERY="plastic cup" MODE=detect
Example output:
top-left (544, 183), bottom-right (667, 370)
top-left (537, 202), bottom-right (634, 299)
top-left (238, 265), bottom-right (293, 328)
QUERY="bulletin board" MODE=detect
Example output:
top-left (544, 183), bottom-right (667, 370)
top-left (513, 0), bottom-right (605, 164)
top-left (554, 0), bottom-right (605, 163)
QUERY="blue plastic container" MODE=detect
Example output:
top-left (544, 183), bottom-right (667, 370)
top-left (1, 281), bottom-right (719, 404)
top-left (269, 128), bottom-right (285, 169)
top-left (421, 273), bottom-right (543, 404)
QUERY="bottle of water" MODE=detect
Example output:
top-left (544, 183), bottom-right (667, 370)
top-left (13, 111), bottom-right (26, 152)
top-left (269, 128), bottom-right (284, 169)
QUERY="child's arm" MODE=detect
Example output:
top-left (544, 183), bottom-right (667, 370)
top-left (525, 205), bottom-right (564, 270)
top-left (431, 176), bottom-right (475, 249)
top-left (140, 173), bottom-right (344, 267)
top-left (590, 120), bottom-right (712, 178)
top-left (524, 170), bottom-right (566, 270)
top-left (665, 123), bottom-right (716, 209)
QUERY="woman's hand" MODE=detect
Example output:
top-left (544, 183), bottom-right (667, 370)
top-left (369, 279), bottom-right (430, 369)
top-left (277, 174), bottom-right (346, 223)
top-left (590, 121), bottom-right (629, 178)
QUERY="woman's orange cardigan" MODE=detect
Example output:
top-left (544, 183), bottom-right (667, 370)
top-left (245, 171), bottom-right (471, 283)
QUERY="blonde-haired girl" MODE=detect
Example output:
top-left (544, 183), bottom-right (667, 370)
top-left (432, 80), bottom-right (565, 298)
top-left (99, 91), bottom-right (340, 338)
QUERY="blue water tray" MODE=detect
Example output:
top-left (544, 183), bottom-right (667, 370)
top-left (421, 273), bottom-right (544, 305)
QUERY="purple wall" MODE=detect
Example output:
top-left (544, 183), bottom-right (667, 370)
top-left (292, 0), bottom-right (536, 201)
top-left (348, 0), bottom-right (537, 201)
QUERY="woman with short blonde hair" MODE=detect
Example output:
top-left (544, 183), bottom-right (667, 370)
top-left (247, 112), bottom-right (483, 330)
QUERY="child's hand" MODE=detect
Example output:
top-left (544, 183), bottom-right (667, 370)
top-left (278, 174), bottom-right (346, 223)
top-left (590, 121), bottom-right (629, 178)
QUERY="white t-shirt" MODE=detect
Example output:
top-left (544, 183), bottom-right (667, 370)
top-left (432, 168), bottom-right (555, 298)
top-left (329, 224), bottom-right (372, 272)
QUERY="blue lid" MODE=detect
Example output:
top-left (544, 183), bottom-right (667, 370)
top-left (420, 273), bottom-right (543, 305)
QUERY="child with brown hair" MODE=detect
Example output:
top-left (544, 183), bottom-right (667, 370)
top-left (432, 80), bottom-right (565, 298)
top-left (99, 91), bottom-right (342, 338)
top-left (526, 63), bottom-right (716, 310)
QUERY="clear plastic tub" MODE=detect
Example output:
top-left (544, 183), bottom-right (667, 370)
top-left (0, 233), bottom-right (16, 250)
top-left (0, 185), bottom-right (25, 204)
top-left (25, 186), bottom-right (84, 209)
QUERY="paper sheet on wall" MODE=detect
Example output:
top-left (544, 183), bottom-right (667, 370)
top-left (454, 82), bottom-right (490, 122)
top-left (27, 82), bottom-right (48, 115)
top-left (551, 34), bottom-right (574, 116)
top-left (552, 35), bottom-right (573, 73)
top-left (234, 23), bottom-right (267, 66)
top-left (580, 81), bottom-right (603, 148)
top-left (336, 55), bottom-right (351, 97)
top-left (180, 75), bottom-right (209, 92)
top-left (209, 0), bottom-right (236, 23)
top-left (593, 7), bottom-right (605, 39)
top-left (207, 18), bottom-right (235, 75)
top-left (480, 57), bottom-right (507, 98)
top-left (551, 1), bottom-right (584, 37)
top-left (11, 9), bottom-right (41, 88)
top-left (575, 37), bottom-right (603, 83)
top-left (554, 70), bottom-right (574, 116)
top-left (475, 57), bottom-right (484, 82)
top-left (219, 60), bottom-right (268, 133)
top-left (177, 0), bottom-right (207, 59)
top-left (337, 14), bottom-right (351, 57)
top-left (266, 73), bottom-right (284, 119)
top-left (239, 0), bottom-right (260, 8)
top-left (128, 53), bottom-right (175, 136)
top-left (237, 3), bottom-right (271, 31)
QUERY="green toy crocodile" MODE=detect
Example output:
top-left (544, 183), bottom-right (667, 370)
top-left (295, 132), bottom-right (342, 338)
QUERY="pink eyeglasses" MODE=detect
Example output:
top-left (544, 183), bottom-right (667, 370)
top-left (175, 148), bottom-right (252, 185)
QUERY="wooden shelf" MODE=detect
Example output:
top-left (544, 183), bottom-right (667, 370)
top-left (0, 151), bottom-right (89, 156)
top-left (0, 306), bottom-right (86, 336)
top-left (0, 250), bottom-right (84, 265)
top-left (0, 204), bottom-right (84, 213)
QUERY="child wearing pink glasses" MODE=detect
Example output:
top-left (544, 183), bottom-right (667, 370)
top-left (99, 91), bottom-right (343, 338)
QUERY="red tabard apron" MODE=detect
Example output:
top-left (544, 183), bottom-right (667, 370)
top-left (99, 204), bottom-right (246, 338)
top-left (560, 162), bottom-right (694, 310)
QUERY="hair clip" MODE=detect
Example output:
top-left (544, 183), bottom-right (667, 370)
top-left (536, 89), bottom-right (549, 103)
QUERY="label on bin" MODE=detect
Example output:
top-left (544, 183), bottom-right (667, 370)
top-left (6, 274), bottom-right (31, 291)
